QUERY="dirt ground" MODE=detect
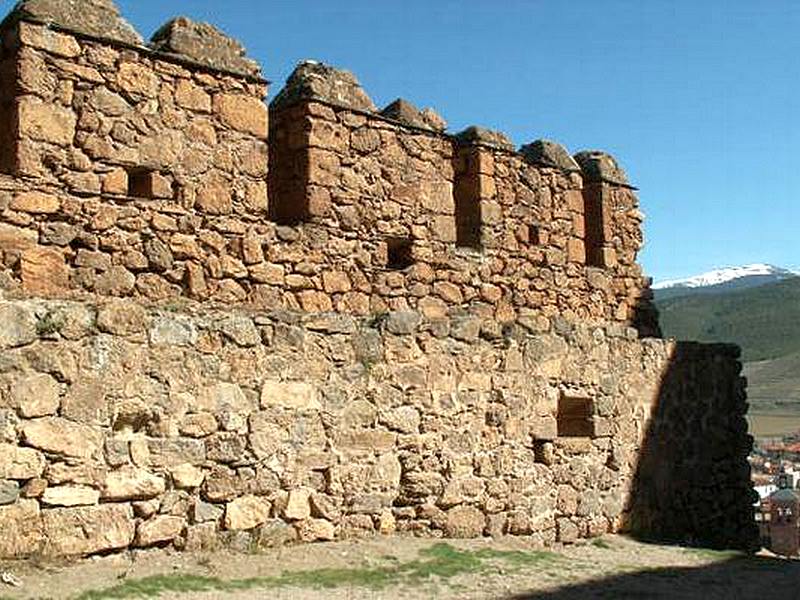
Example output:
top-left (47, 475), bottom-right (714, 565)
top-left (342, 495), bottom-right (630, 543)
top-left (1, 535), bottom-right (798, 600)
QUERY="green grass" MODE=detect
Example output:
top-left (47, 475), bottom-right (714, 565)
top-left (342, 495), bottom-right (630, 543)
top-left (75, 543), bottom-right (562, 599)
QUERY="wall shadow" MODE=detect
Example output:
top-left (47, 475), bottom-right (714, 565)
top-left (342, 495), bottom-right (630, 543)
top-left (622, 339), bottom-right (759, 551)
top-left (506, 555), bottom-right (800, 600)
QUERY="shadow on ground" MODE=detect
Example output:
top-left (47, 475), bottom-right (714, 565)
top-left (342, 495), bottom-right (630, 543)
top-left (507, 554), bottom-right (800, 600)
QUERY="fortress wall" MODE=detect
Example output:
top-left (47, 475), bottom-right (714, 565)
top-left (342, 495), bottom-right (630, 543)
top-left (7, 21), bottom-right (268, 215)
top-left (0, 299), bottom-right (755, 557)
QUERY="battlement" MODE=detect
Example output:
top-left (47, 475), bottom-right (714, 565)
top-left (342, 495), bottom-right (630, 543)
top-left (0, 0), bottom-right (659, 334)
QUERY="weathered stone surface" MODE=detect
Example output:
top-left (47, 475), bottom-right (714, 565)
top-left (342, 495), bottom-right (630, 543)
top-left (193, 498), bottom-right (224, 523)
top-left (11, 192), bottom-right (60, 214)
top-left (444, 505), bottom-right (486, 538)
top-left (281, 488), bottom-right (311, 521)
top-left (41, 485), bottom-right (100, 507)
top-left (260, 380), bottom-right (320, 410)
top-left (171, 463), bottom-right (205, 489)
top-left (0, 444), bottom-right (46, 480)
top-left (0, 304), bottom-right (37, 349)
top-left (380, 99), bottom-right (428, 129)
top-left (41, 504), bottom-right (135, 557)
top-left (12, 1), bottom-right (143, 45)
top-left (103, 467), bottom-right (166, 500)
top-left (295, 518), bottom-right (335, 542)
top-left (0, 479), bottom-right (20, 505)
top-left (271, 60), bottom-right (376, 112)
top-left (17, 97), bottom-right (76, 146)
top-left (150, 17), bottom-right (261, 78)
top-left (574, 150), bottom-right (630, 186)
top-left (455, 126), bottom-right (514, 151)
top-left (21, 247), bottom-right (69, 295)
top-left (97, 300), bottom-right (148, 335)
top-left (225, 495), bottom-right (270, 530)
top-left (61, 377), bottom-right (108, 425)
top-left (22, 418), bottom-right (102, 459)
top-left (149, 315), bottom-right (198, 346)
top-left (0, 499), bottom-right (43, 558)
top-left (135, 515), bottom-right (185, 547)
top-left (12, 373), bottom-right (60, 418)
top-left (214, 94), bottom-right (268, 137)
top-left (521, 140), bottom-right (581, 172)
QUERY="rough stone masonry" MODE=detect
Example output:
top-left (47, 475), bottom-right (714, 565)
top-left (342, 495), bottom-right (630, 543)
top-left (0, 0), bottom-right (756, 558)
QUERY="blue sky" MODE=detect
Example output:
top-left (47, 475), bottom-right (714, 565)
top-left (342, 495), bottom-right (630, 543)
top-left (3, 0), bottom-right (798, 281)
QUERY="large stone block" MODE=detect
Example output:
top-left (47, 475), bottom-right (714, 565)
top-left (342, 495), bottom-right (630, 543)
top-left (41, 504), bottom-right (135, 557)
top-left (214, 94), bottom-right (268, 138)
top-left (0, 444), bottom-right (46, 480)
top-left (20, 247), bottom-right (70, 295)
top-left (0, 304), bottom-right (37, 349)
top-left (11, 373), bottom-right (60, 418)
top-left (0, 499), bottom-right (43, 558)
top-left (21, 418), bottom-right (102, 459)
top-left (102, 466), bottom-right (166, 501)
top-left (18, 96), bottom-right (76, 146)
top-left (260, 380), bottom-right (320, 410)
top-left (225, 495), bottom-right (270, 530)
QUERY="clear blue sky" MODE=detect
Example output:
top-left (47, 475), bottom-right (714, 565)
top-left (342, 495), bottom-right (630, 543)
top-left (4, 0), bottom-right (798, 282)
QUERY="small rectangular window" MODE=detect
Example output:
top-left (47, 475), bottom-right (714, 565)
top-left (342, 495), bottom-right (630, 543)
top-left (386, 237), bottom-right (414, 270)
top-left (127, 168), bottom-right (174, 199)
top-left (557, 394), bottom-right (594, 438)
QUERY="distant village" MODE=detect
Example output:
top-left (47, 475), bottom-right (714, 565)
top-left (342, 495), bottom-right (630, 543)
top-left (750, 434), bottom-right (800, 556)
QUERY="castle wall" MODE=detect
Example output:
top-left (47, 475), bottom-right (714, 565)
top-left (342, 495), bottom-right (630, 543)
top-left (7, 21), bottom-right (268, 214)
top-left (0, 299), bottom-right (756, 557)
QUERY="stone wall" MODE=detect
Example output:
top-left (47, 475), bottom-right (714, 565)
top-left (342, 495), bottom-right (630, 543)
top-left (0, 298), bottom-right (756, 557)
top-left (0, 6), bottom-right (657, 331)
top-left (624, 342), bottom-right (759, 550)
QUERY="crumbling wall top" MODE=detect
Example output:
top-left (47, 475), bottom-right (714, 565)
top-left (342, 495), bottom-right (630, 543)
top-left (454, 126), bottom-right (515, 151)
top-left (3, 0), bottom-right (143, 45)
top-left (574, 150), bottom-right (631, 187)
top-left (380, 98), bottom-right (446, 133)
top-left (150, 17), bottom-right (262, 79)
top-left (521, 140), bottom-right (581, 172)
top-left (270, 60), bottom-right (377, 112)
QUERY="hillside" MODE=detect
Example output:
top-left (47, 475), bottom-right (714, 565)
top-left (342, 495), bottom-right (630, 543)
top-left (743, 351), bottom-right (800, 404)
top-left (655, 277), bottom-right (800, 362)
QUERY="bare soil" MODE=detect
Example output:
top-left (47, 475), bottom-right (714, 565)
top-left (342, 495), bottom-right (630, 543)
top-left (1, 535), bottom-right (798, 600)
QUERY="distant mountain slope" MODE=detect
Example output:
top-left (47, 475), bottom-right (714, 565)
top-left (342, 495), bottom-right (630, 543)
top-left (744, 352), bottom-right (800, 403)
top-left (654, 264), bottom-right (798, 301)
top-left (655, 276), bottom-right (800, 362)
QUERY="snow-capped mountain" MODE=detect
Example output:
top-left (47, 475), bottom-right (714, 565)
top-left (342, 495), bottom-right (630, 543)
top-left (653, 263), bottom-right (799, 298)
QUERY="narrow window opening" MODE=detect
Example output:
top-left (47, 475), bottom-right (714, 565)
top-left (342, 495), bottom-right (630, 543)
top-left (127, 168), bottom-right (154, 199)
top-left (453, 147), bottom-right (482, 249)
top-left (583, 185), bottom-right (605, 267)
top-left (557, 394), bottom-right (594, 438)
top-left (386, 237), bottom-right (414, 270)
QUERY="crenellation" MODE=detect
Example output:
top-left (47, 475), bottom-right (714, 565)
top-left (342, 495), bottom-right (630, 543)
top-left (0, 0), bottom-right (757, 560)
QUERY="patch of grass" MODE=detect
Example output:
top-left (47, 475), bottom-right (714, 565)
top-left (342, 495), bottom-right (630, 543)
top-left (591, 537), bottom-right (613, 549)
top-left (36, 311), bottom-right (64, 336)
top-left (75, 543), bottom-right (563, 599)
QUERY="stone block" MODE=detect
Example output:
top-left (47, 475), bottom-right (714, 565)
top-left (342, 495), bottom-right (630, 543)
top-left (11, 373), bottom-right (60, 418)
top-left (41, 485), bottom-right (100, 507)
top-left (102, 466), bottom-right (166, 501)
top-left (214, 94), bottom-right (268, 138)
top-left (260, 380), bottom-right (320, 410)
top-left (0, 444), bottom-right (46, 480)
top-left (18, 96), bottom-right (76, 146)
top-left (41, 504), bottom-right (135, 557)
top-left (21, 418), bottom-right (102, 459)
top-left (135, 515), bottom-right (186, 547)
top-left (21, 247), bottom-right (69, 295)
top-left (0, 479), bottom-right (20, 505)
top-left (171, 463), bottom-right (205, 489)
top-left (295, 518), bottom-right (335, 542)
top-left (444, 505), bottom-right (486, 538)
top-left (11, 191), bottom-right (60, 214)
top-left (0, 499), bottom-right (43, 558)
top-left (225, 495), bottom-right (271, 530)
